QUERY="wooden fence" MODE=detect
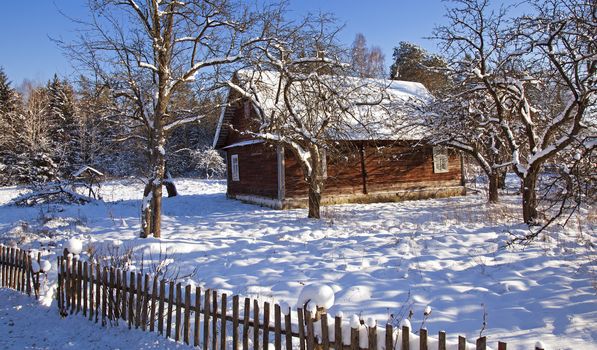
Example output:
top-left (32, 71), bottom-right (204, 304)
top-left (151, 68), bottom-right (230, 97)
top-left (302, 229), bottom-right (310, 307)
top-left (0, 246), bottom-right (41, 297)
top-left (55, 255), bottom-right (543, 350)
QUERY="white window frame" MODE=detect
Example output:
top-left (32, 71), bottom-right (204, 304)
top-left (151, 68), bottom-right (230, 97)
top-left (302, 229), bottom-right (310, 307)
top-left (231, 154), bottom-right (240, 181)
top-left (433, 147), bottom-right (449, 173)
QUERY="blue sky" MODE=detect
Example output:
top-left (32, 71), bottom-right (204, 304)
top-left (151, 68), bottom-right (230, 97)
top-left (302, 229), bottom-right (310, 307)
top-left (0, 1), bottom-right (459, 85)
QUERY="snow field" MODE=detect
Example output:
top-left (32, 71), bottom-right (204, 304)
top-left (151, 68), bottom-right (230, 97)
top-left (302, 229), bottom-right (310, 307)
top-left (0, 178), bottom-right (595, 350)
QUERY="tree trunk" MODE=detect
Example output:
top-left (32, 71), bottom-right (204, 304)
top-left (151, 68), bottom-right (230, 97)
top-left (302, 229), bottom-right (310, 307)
top-left (306, 147), bottom-right (325, 219)
top-left (488, 172), bottom-right (499, 203)
top-left (522, 171), bottom-right (539, 224)
top-left (141, 183), bottom-right (152, 238)
top-left (498, 170), bottom-right (507, 190)
top-left (308, 180), bottom-right (322, 219)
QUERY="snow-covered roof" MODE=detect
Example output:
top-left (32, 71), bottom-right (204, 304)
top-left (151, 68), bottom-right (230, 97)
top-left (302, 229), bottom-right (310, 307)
top-left (221, 139), bottom-right (265, 149)
top-left (213, 70), bottom-right (431, 149)
top-left (72, 165), bottom-right (104, 177)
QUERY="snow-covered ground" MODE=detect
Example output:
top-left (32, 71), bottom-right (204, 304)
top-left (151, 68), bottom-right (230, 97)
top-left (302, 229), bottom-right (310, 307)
top-left (0, 289), bottom-right (191, 349)
top-left (0, 178), bottom-right (595, 350)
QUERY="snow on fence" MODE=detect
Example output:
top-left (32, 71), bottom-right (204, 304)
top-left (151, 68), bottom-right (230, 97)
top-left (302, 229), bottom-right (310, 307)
top-left (0, 246), bottom-right (41, 298)
top-left (56, 256), bottom-right (544, 350)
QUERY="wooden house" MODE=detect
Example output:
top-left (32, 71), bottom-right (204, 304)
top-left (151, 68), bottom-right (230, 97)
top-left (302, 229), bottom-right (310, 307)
top-left (213, 71), bottom-right (465, 209)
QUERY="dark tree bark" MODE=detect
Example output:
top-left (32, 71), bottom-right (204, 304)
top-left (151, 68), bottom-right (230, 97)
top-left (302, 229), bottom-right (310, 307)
top-left (307, 181), bottom-right (322, 219)
top-left (522, 171), bottom-right (539, 224)
top-left (488, 172), bottom-right (499, 203)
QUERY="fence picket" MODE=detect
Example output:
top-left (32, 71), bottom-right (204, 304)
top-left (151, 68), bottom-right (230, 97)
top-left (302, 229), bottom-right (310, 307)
top-left (221, 293), bottom-right (228, 350)
top-left (476, 336), bottom-right (486, 350)
top-left (321, 312), bottom-right (330, 350)
top-left (203, 289), bottom-right (211, 350)
top-left (285, 310), bottom-right (293, 350)
top-left (242, 297), bottom-right (250, 350)
top-left (274, 304), bottom-right (282, 350)
top-left (77, 261), bottom-right (83, 314)
top-left (335, 316), bottom-right (343, 350)
top-left (142, 274), bottom-right (150, 331)
top-left (121, 271), bottom-right (128, 322)
top-left (306, 311), bottom-right (315, 350)
top-left (385, 324), bottom-right (393, 350)
top-left (194, 287), bottom-right (201, 347)
top-left (498, 341), bottom-right (507, 350)
top-left (83, 262), bottom-right (88, 317)
top-left (102, 266), bottom-right (108, 326)
top-left (459, 335), bottom-right (466, 350)
top-left (401, 326), bottom-right (409, 350)
top-left (114, 269), bottom-right (121, 321)
top-left (128, 272), bottom-right (135, 329)
top-left (175, 282), bottom-right (182, 341)
top-left (368, 322), bottom-right (377, 350)
top-left (135, 273), bottom-right (142, 329)
top-left (350, 323), bottom-right (358, 350)
top-left (88, 263), bottom-right (94, 321)
top-left (212, 290), bottom-right (218, 350)
top-left (158, 279), bottom-right (165, 335)
top-left (263, 301), bottom-right (270, 350)
top-left (108, 267), bottom-right (114, 320)
top-left (150, 276), bottom-right (158, 332)
top-left (420, 328), bottom-right (428, 350)
top-left (254, 299), bottom-right (260, 350)
top-left (184, 284), bottom-right (192, 344)
top-left (167, 281), bottom-right (174, 338)
top-left (232, 295), bottom-right (239, 350)
top-left (439, 331), bottom-right (447, 350)
top-left (297, 308), bottom-right (306, 350)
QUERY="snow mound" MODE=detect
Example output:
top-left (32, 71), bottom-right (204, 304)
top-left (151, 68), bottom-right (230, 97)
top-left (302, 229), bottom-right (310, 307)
top-left (40, 260), bottom-right (52, 272)
top-left (296, 283), bottom-right (335, 310)
top-left (31, 260), bottom-right (40, 273)
top-left (66, 238), bottom-right (83, 255)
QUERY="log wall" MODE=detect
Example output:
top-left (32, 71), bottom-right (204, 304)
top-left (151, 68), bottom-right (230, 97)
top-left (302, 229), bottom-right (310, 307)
top-left (225, 143), bottom-right (279, 199)
top-left (284, 141), bottom-right (462, 199)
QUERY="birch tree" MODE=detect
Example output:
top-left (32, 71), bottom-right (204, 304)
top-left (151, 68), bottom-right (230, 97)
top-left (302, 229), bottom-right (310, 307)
top-left (65, 0), bottom-right (273, 238)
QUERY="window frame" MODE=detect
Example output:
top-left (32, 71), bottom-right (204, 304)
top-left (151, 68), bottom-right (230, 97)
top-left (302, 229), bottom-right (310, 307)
top-left (231, 154), bottom-right (240, 181)
top-left (432, 147), bottom-right (449, 173)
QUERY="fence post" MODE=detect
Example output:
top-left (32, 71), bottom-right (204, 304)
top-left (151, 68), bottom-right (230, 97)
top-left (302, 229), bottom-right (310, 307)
top-left (368, 320), bottom-right (377, 350)
top-left (476, 336), bottom-right (487, 350)
top-left (221, 293), bottom-right (228, 350)
top-left (439, 331), bottom-right (447, 350)
top-left (263, 301), bottom-right (270, 350)
top-left (401, 326), bottom-right (410, 350)
top-left (242, 297), bottom-right (249, 350)
top-left (253, 299), bottom-right (260, 350)
top-left (232, 295), bottom-right (239, 350)
top-left (420, 328), bottom-right (428, 350)
top-left (184, 284), bottom-right (191, 345)
top-left (456, 335), bottom-right (466, 350)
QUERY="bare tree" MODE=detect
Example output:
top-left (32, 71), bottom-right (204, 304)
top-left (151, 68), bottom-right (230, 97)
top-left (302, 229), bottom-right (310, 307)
top-left (64, 0), bottom-right (274, 237)
top-left (432, 0), bottom-right (596, 225)
top-left (351, 33), bottom-right (386, 79)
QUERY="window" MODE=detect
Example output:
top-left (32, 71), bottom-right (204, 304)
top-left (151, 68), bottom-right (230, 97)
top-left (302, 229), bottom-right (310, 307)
top-left (433, 147), bottom-right (449, 173)
top-left (231, 154), bottom-right (239, 181)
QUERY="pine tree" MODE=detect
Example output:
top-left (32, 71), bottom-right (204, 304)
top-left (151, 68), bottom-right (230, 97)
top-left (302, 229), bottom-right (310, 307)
top-left (47, 74), bottom-right (79, 176)
top-left (390, 42), bottom-right (449, 93)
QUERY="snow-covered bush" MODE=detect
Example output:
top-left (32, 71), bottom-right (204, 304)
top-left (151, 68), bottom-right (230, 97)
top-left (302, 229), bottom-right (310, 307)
top-left (193, 148), bottom-right (226, 179)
